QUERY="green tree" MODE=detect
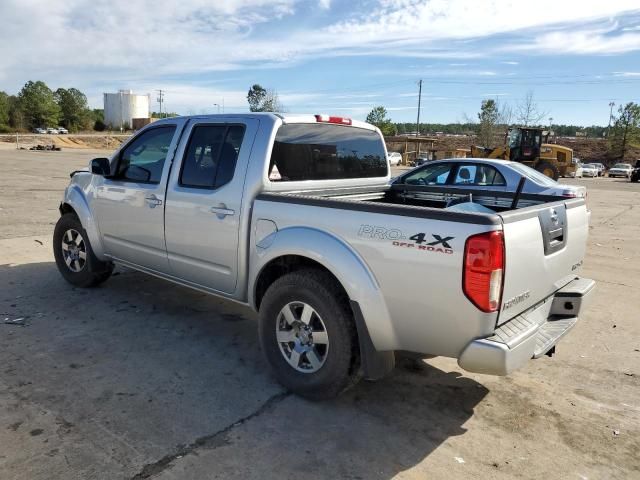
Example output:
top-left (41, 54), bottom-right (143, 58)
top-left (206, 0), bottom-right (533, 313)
top-left (18, 81), bottom-right (60, 129)
top-left (54, 87), bottom-right (90, 131)
top-left (90, 109), bottom-right (105, 131)
top-left (247, 84), bottom-right (283, 112)
top-left (609, 102), bottom-right (640, 160)
top-left (247, 84), bottom-right (266, 112)
top-left (477, 99), bottom-right (498, 147)
top-left (8, 95), bottom-right (25, 130)
top-left (366, 106), bottom-right (397, 136)
top-left (0, 91), bottom-right (9, 131)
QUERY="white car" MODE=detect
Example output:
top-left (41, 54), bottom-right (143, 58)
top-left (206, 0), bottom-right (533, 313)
top-left (46, 127), bottom-right (59, 134)
top-left (387, 152), bottom-right (402, 166)
top-left (581, 164), bottom-right (599, 177)
top-left (608, 163), bottom-right (633, 178)
top-left (33, 127), bottom-right (47, 134)
top-left (569, 162), bottom-right (583, 178)
top-left (57, 126), bottom-right (69, 134)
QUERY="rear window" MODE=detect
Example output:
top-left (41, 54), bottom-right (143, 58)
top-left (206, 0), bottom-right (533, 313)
top-left (269, 123), bottom-right (388, 181)
top-left (510, 162), bottom-right (557, 187)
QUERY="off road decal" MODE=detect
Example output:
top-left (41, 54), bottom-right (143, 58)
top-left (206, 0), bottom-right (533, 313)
top-left (358, 225), bottom-right (454, 254)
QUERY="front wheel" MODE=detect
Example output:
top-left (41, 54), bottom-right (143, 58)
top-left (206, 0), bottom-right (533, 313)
top-left (53, 213), bottom-right (113, 287)
top-left (259, 269), bottom-right (360, 400)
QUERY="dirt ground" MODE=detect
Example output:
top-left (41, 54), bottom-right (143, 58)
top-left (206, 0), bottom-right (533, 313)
top-left (0, 145), bottom-right (639, 479)
top-left (0, 134), bottom-right (128, 150)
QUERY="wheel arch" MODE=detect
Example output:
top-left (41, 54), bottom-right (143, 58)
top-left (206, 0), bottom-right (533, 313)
top-left (59, 186), bottom-right (106, 258)
top-left (249, 227), bottom-right (397, 354)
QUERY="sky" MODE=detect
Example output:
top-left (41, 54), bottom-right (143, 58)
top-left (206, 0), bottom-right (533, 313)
top-left (0, 0), bottom-right (639, 126)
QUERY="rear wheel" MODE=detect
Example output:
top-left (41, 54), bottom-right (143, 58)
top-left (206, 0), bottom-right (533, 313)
top-left (259, 269), bottom-right (360, 400)
top-left (535, 161), bottom-right (560, 180)
top-left (53, 213), bottom-right (113, 287)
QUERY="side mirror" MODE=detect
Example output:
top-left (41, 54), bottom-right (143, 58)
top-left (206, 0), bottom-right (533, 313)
top-left (90, 157), bottom-right (111, 176)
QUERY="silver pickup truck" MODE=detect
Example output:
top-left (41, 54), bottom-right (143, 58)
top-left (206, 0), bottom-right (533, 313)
top-left (54, 113), bottom-right (595, 399)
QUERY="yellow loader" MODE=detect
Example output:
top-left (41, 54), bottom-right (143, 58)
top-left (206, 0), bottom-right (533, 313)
top-left (470, 126), bottom-right (575, 180)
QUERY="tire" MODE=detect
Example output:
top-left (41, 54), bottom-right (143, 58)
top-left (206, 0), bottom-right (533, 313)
top-left (53, 213), bottom-right (113, 288)
top-left (259, 269), bottom-right (360, 400)
top-left (535, 161), bottom-right (560, 180)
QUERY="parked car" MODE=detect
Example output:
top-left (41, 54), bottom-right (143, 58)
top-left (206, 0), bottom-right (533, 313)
top-left (392, 158), bottom-right (586, 198)
top-left (57, 126), bottom-right (69, 134)
top-left (581, 164), bottom-right (599, 178)
top-left (46, 127), bottom-right (59, 134)
top-left (631, 160), bottom-right (640, 183)
top-left (569, 162), bottom-right (583, 178)
top-left (387, 152), bottom-right (402, 166)
top-left (53, 113), bottom-right (594, 399)
top-left (32, 127), bottom-right (47, 134)
top-left (592, 163), bottom-right (606, 176)
top-left (608, 163), bottom-right (634, 178)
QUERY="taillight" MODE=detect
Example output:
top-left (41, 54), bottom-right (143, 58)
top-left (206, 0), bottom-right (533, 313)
top-left (562, 189), bottom-right (577, 198)
top-left (315, 114), bottom-right (352, 125)
top-left (463, 231), bottom-right (505, 312)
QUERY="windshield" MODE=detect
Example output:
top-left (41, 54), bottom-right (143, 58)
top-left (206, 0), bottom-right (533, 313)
top-left (509, 162), bottom-right (557, 187)
top-left (613, 163), bottom-right (631, 169)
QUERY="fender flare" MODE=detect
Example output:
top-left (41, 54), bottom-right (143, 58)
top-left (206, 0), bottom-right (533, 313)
top-left (60, 185), bottom-right (106, 259)
top-left (249, 226), bottom-right (398, 352)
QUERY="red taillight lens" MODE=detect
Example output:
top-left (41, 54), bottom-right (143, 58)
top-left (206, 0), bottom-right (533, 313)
top-left (315, 114), bottom-right (352, 125)
top-left (463, 231), bottom-right (505, 312)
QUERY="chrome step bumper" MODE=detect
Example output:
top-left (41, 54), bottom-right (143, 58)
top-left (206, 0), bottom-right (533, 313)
top-left (458, 277), bottom-right (595, 376)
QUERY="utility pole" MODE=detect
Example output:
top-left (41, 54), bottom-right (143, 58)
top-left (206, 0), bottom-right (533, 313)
top-left (607, 101), bottom-right (615, 137)
top-left (416, 79), bottom-right (423, 159)
top-left (156, 90), bottom-right (165, 119)
top-left (416, 79), bottom-right (423, 137)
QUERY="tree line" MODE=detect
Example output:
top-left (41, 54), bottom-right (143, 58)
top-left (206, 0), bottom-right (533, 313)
top-left (0, 81), bottom-right (105, 133)
top-left (366, 93), bottom-right (640, 160)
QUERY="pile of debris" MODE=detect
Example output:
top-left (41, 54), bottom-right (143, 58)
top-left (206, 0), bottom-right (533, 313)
top-left (29, 144), bottom-right (61, 151)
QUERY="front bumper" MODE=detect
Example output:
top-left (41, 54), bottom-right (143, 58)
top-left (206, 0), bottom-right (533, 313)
top-left (458, 277), bottom-right (595, 375)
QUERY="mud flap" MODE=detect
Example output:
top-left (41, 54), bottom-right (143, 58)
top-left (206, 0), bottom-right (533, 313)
top-left (350, 300), bottom-right (395, 380)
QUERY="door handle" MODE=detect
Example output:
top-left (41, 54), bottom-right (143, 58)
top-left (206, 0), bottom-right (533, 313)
top-left (145, 195), bottom-right (163, 208)
top-left (210, 205), bottom-right (235, 218)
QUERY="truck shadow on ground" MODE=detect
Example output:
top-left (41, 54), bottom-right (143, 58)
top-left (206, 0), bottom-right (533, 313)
top-left (1, 261), bottom-right (488, 479)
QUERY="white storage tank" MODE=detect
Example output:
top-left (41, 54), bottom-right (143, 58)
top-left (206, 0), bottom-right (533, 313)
top-left (104, 90), bottom-right (150, 129)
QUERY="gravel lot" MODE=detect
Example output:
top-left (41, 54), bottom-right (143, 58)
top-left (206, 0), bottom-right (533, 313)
top-left (1, 146), bottom-right (639, 479)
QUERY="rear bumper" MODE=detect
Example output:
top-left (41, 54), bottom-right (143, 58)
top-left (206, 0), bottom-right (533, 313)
top-left (457, 277), bottom-right (595, 376)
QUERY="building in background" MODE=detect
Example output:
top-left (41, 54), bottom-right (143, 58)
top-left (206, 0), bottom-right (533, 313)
top-left (103, 90), bottom-right (150, 130)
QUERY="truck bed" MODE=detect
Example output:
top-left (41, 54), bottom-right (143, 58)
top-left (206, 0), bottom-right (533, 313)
top-left (259, 183), bottom-right (570, 223)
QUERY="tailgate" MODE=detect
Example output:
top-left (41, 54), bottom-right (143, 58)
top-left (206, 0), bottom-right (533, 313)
top-left (497, 198), bottom-right (589, 324)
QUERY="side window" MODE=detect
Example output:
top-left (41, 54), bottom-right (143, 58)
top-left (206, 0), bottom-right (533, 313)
top-left (453, 165), bottom-right (477, 185)
top-left (476, 165), bottom-right (506, 186)
top-left (404, 163), bottom-right (453, 185)
top-left (452, 164), bottom-right (507, 186)
top-left (116, 126), bottom-right (176, 183)
top-left (180, 125), bottom-right (245, 189)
